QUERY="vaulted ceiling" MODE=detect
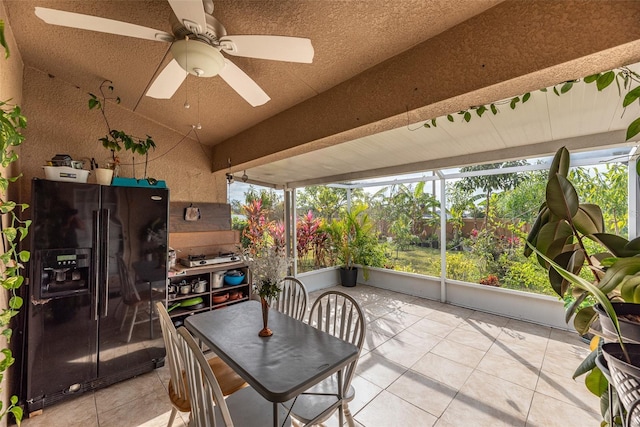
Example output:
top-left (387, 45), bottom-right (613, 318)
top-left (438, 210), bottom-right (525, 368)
top-left (5, 0), bottom-right (640, 187)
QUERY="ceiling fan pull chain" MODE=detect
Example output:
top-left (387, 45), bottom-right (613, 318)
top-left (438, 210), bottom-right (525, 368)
top-left (184, 36), bottom-right (190, 109)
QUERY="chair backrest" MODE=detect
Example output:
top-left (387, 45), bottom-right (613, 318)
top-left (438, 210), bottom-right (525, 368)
top-left (307, 291), bottom-right (365, 393)
top-left (175, 326), bottom-right (234, 427)
top-left (273, 276), bottom-right (308, 321)
top-left (155, 302), bottom-right (188, 406)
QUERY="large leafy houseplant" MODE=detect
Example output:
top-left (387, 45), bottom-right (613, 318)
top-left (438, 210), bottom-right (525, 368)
top-left (0, 20), bottom-right (30, 424)
top-left (88, 80), bottom-right (156, 178)
top-left (525, 146), bottom-right (639, 423)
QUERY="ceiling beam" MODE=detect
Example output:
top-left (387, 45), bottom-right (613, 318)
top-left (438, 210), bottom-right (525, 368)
top-left (212, 0), bottom-right (640, 174)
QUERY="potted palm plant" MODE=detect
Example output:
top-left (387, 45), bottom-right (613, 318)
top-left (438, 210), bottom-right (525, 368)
top-left (526, 146), bottom-right (640, 422)
top-left (326, 205), bottom-right (384, 287)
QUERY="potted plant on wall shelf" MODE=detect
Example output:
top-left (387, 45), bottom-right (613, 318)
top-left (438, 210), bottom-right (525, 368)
top-left (88, 80), bottom-right (156, 184)
top-left (525, 146), bottom-right (640, 423)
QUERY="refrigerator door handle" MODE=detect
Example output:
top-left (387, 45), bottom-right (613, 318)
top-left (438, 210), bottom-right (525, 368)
top-left (92, 210), bottom-right (100, 321)
top-left (100, 209), bottom-right (110, 318)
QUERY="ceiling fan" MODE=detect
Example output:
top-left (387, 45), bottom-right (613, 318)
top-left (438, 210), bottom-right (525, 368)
top-left (34, 0), bottom-right (314, 106)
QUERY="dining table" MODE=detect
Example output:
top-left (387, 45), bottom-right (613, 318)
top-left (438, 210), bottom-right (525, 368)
top-left (184, 299), bottom-right (359, 427)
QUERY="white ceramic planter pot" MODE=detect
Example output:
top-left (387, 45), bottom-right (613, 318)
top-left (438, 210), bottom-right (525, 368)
top-left (95, 168), bottom-right (113, 185)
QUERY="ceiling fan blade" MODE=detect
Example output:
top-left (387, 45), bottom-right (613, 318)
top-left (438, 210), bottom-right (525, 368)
top-left (218, 59), bottom-right (270, 107)
top-left (34, 7), bottom-right (173, 42)
top-left (167, 0), bottom-right (207, 35)
top-left (146, 59), bottom-right (187, 99)
top-left (220, 35), bottom-right (314, 63)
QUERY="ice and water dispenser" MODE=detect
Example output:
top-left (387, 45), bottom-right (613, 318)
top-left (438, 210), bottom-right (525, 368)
top-left (36, 248), bottom-right (91, 298)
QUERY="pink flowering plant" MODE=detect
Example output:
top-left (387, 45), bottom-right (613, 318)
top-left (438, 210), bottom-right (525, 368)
top-left (240, 199), bottom-right (291, 302)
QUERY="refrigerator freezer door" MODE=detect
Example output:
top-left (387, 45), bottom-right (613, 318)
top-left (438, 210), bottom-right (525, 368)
top-left (27, 180), bottom-right (100, 411)
top-left (97, 186), bottom-right (168, 379)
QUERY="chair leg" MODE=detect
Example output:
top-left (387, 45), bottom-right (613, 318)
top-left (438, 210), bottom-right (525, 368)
top-left (167, 407), bottom-right (177, 427)
top-left (126, 306), bottom-right (138, 343)
top-left (120, 305), bottom-right (130, 331)
top-left (344, 402), bottom-right (355, 427)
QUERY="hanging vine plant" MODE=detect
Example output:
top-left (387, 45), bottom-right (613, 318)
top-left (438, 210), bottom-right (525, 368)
top-left (0, 19), bottom-right (30, 424)
top-left (423, 66), bottom-right (640, 141)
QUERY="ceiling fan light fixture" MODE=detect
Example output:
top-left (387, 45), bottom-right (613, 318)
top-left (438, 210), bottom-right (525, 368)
top-left (170, 39), bottom-right (225, 77)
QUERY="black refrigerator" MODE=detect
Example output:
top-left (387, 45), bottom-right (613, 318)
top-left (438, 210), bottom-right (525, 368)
top-left (23, 179), bottom-right (168, 413)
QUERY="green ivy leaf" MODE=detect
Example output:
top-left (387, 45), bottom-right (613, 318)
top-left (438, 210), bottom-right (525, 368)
top-left (540, 87), bottom-right (548, 92)
top-left (522, 92), bottom-right (531, 103)
top-left (490, 104), bottom-right (498, 114)
top-left (423, 123), bottom-right (430, 128)
top-left (476, 105), bottom-right (487, 117)
top-left (596, 71), bottom-right (615, 91)
top-left (553, 86), bottom-right (560, 96)
top-left (463, 111), bottom-right (471, 122)
top-left (447, 114), bottom-right (454, 122)
top-left (623, 86), bottom-right (640, 107)
top-left (431, 119), bottom-right (437, 127)
top-left (583, 74), bottom-right (599, 84)
top-left (0, 19), bottom-right (8, 59)
top-left (510, 97), bottom-right (520, 109)
top-left (561, 81), bottom-right (574, 94)
top-left (626, 116), bottom-right (640, 141)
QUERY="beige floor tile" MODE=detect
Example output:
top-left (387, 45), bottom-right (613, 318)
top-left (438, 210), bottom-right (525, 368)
top-left (355, 352), bottom-right (407, 389)
top-left (466, 310), bottom-right (511, 327)
top-left (407, 317), bottom-right (457, 338)
top-left (435, 370), bottom-right (534, 427)
top-left (398, 301), bottom-right (436, 317)
top-left (371, 337), bottom-right (430, 368)
top-left (393, 327), bottom-right (441, 352)
top-left (486, 339), bottom-right (546, 369)
top-left (349, 375), bottom-right (384, 415)
top-left (430, 339), bottom-right (487, 369)
top-left (380, 309), bottom-right (422, 329)
top-left (457, 318), bottom-right (504, 338)
top-left (367, 315), bottom-right (408, 336)
top-left (21, 392), bottom-right (98, 427)
top-left (475, 351), bottom-right (540, 390)
top-left (94, 371), bottom-right (165, 414)
top-left (541, 346), bottom-right (592, 379)
top-left (535, 369), bottom-right (600, 412)
top-left (527, 391), bottom-right (600, 426)
top-left (445, 326), bottom-right (496, 351)
top-left (424, 310), bottom-right (469, 328)
top-left (411, 352), bottom-right (474, 390)
top-left (356, 390), bottom-right (438, 427)
top-left (361, 328), bottom-right (393, 352)
top-left (98, 387), bottom-right (183, 427)
top-left (387, 369), bottom-right (457, 417)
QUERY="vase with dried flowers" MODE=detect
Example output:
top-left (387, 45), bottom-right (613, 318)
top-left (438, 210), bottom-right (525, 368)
top-left (242, 243), bottom-right (290, 337)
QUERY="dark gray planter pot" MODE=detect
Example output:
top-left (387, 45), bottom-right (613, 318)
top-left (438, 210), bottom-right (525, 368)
top-left (340, 267), bottom-right (358, 287)
top-left (595, 303), bottom-right (640, 343)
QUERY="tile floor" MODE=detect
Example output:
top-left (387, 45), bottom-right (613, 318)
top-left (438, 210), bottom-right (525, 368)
top-left (20, 285), bottom-right (600, 427)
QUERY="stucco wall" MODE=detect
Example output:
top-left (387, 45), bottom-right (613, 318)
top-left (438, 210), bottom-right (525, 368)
top-left (18, 68), bottom-right (227, 206)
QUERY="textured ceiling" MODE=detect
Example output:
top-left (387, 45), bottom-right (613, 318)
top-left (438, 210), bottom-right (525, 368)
top-left (6, 0), bottom-right (640, 188)
top-left (4, 0), bottom-right (500, 144)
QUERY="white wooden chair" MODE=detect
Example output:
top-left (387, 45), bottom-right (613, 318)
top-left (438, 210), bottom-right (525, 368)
top-left (286, 290), bottom-right (365, 427)
top-left (272, 276), bottom-right (309, 321)
top-left (155, 302), bottom-right (247, 427)
top-left (174, 326), bottom-right (292, 427)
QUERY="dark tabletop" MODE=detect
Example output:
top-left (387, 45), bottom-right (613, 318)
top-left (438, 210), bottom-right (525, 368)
top-left (185, 300), bottom-right (359, 402)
